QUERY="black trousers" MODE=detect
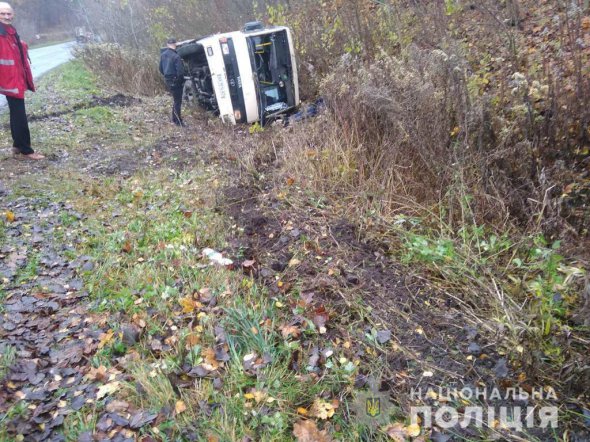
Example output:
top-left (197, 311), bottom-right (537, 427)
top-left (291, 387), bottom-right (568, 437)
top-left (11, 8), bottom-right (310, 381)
top-left (167, 82), bottom-right (183, 125)
top-left (6, 96), bottom-right (34, 155)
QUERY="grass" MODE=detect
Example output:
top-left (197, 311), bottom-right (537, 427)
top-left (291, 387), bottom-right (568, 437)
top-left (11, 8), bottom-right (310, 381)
top-left (64, 166), bottom-right (364, 439)
top-left (0, 345), bottom-right (16, 381)
top-left (26, 60), bottom-right (101, 115)
top-left (3, 56), bottom-right (587, 440)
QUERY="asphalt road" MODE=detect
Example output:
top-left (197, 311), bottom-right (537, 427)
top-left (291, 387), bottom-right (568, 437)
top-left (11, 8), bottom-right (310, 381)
top-left (0, 41), bottom-right (76, 108)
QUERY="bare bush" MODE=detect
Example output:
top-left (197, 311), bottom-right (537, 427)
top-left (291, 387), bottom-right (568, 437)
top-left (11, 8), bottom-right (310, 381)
top-left (75, 44), bottom-right (164, 97)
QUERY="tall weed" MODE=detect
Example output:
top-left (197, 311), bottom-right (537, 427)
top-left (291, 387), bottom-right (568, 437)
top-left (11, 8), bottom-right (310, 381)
top-left (75, 44), bottom-right (164, 96)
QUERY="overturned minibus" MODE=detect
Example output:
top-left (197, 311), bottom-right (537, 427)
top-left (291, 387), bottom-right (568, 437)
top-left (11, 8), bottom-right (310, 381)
top-left (177, 22), bottom-right (300, 125)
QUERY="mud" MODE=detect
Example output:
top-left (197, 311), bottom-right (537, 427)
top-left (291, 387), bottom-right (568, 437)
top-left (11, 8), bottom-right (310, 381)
top-left (219, 178), bottom-right (590, 441)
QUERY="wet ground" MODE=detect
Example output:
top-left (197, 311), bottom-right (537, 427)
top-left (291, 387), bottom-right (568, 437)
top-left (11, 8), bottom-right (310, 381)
top-left (1, 91), bottom-right (588, 440)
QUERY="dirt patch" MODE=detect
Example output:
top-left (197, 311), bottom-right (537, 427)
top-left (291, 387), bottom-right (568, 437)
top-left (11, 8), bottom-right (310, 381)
top-left (75, 134), bottom-right (204, 178)
top-left (219, 178), bottom-right (590, 440)
top-left (26, 93), bottom-right (142, 124)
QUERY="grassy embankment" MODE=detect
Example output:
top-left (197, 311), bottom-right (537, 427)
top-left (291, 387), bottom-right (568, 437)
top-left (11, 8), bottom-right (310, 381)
top-left (0, 61), bottom-right (403, 441)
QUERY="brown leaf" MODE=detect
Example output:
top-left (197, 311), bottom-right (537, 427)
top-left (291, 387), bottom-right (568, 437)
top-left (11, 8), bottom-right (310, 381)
top-left (203, 348), bottom-right (220, 370)
top-left (312, 306), bottom-right (329, 329)
top-left (121, 240), bottom-right (132, 253)
top-left (293, 420), bottom-right (333, 442)
top-left (86, 365), bottom-right (108, 382)
top-left (385, 423), bottom-right (406, 442)
top-left (280, 324), bottom-right (301, 339)
top-left (242, 259), bottom-right (256, 268)
top-left (106, 400), bottom-right (130, 413)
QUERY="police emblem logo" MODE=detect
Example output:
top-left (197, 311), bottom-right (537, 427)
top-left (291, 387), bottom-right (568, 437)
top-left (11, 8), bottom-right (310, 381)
top-left (366, 397), bottom-right (381, 417)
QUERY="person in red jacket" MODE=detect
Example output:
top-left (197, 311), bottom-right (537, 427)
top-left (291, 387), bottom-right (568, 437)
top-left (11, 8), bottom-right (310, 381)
top-left (0, 2), bottom-right (44, 160)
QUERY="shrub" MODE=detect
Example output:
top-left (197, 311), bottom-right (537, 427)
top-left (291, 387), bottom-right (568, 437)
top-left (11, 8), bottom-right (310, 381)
top-left (75, 43), bottom-right (164, 97)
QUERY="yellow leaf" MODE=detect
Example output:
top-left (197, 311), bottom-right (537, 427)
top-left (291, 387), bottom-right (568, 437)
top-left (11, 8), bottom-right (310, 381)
top-left (253, 390), bottom-right (266, 403)
top-left (96, 381), bottom-right (120, 400)
top-left (310, 398), bottom-right (335, 420)
top-left (244, 393), bottom-right (255, 400)
top-left (179, 296), bottom-right (197, 313)
top-left (98, 330), bottom-right (114, 349)
top-left (5, 211), bottom-right (15, 222)
top-left (405, 423), bottom-right (421, 437)
top-left (297, 407), bottom-right (309, 415)
top-left (175, 400), bottom-right (187, 414)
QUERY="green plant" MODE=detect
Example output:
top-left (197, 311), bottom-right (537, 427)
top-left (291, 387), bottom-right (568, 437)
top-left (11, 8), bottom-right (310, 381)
top-left (0, 345), bottom-right (16, 380)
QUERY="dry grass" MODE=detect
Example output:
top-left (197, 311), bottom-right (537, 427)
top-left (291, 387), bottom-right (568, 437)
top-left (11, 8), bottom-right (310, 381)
top-left (75, 44), bottom-right (164, 97)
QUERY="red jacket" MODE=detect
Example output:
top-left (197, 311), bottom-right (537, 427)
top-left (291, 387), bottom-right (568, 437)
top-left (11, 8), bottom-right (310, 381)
top-left (0, 23), bottom-right (34, 99)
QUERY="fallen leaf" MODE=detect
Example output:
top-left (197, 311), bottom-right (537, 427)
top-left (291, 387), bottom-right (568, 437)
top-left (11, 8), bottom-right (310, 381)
top-left (376, 329), bottom-right (392, 344)
top-left (98, 330), bottom-right (114, 349)
top-left (312, 306), bottom-right (329, 330)
top-left (293, 420), bottom-right (332, 442)
top-left (86, 365), bottom-right (108, 382)
top-left (385, 423), bottom-right (406, 442)
top-left (203, 348), bottom-right (220, 370)
top-left (106, 400), bottom-right (130, 413)
top-left (5, 210), bottom-right (15, 222)
top-left (179, 296), bottom-right (202, 313)
top-left (310, 398), bottom-right (336, 420)
top-left (406, 423), bottom-right (421, 437)
top-left (281, 325), bottom-right (301, 339)
top-left (129, 410), bottom-right (158, 429)
top-left (96, 381), bottom-right (121, 400)
top-left (252, 390), bottom-right (266, 403)
top-left (121, 240), bottom-right (132, 253)
top-left (175, 400), bottom-right (187, 414)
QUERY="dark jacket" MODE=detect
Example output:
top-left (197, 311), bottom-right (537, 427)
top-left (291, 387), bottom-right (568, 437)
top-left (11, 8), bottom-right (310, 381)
top-left (159, 47), bottom-right (184, 87)
top-left (0, 23), bottom-right (34, 99)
